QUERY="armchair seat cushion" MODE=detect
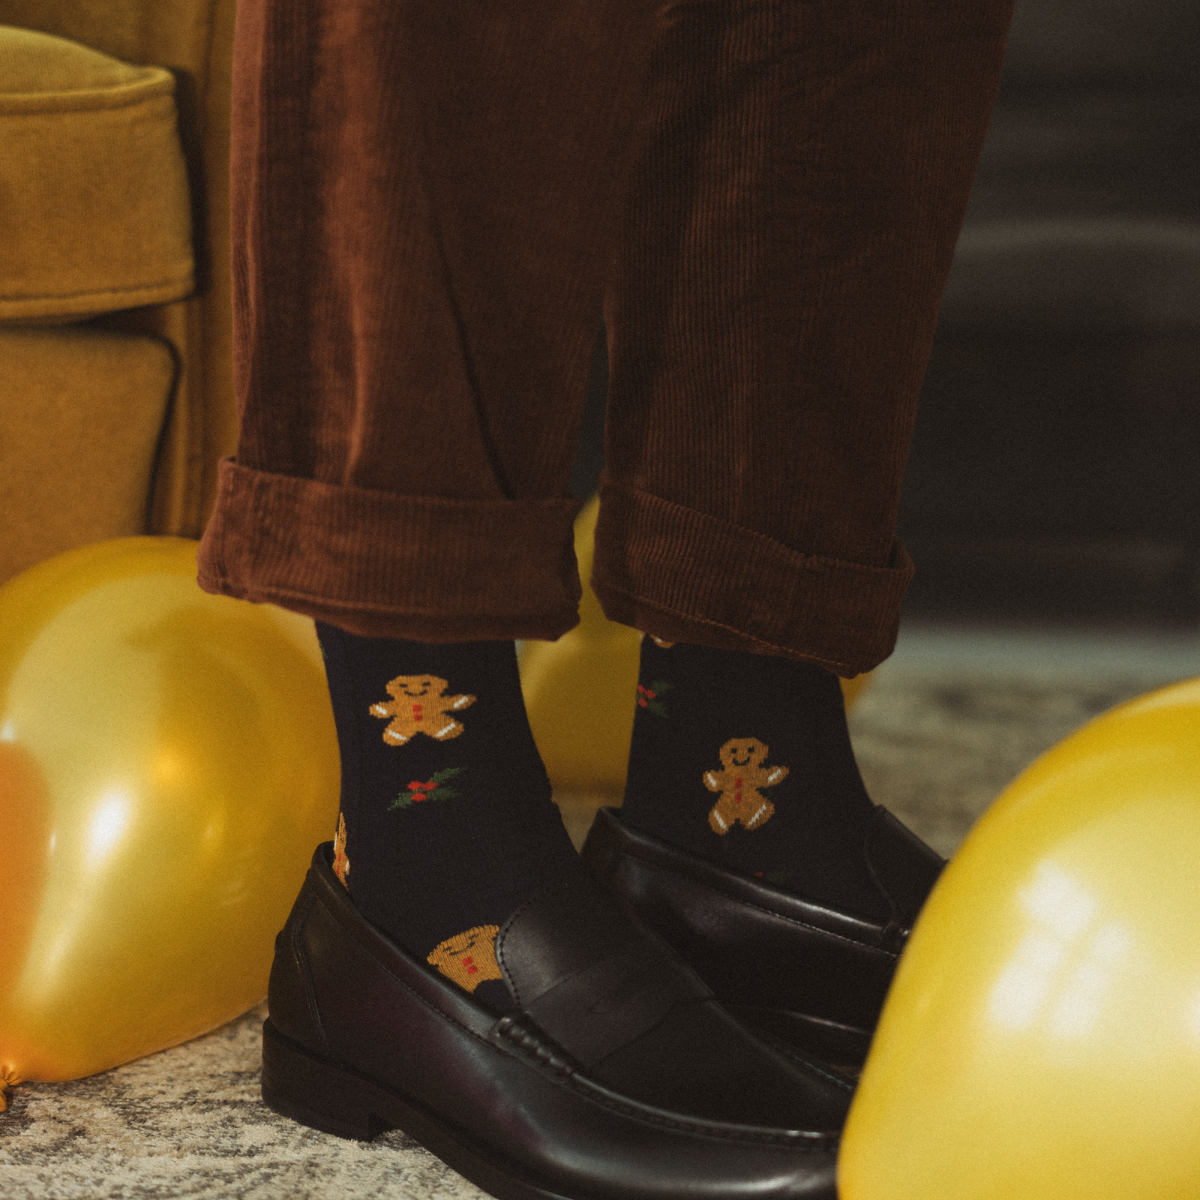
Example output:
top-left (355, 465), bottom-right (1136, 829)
top-left (0, 327), bottom-right (175, 585)
top-left (0, 26), bottom-right (194, 323)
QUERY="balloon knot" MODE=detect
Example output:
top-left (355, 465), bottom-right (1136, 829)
top-left (0, 1071), bottom-right (21, 1112)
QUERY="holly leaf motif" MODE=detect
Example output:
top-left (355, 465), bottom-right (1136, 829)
top-left (647, 680), bottom-right (673, 717)
top-left (390, 766), bottom-right (465, 810)
top-left (637, 678), bottom-right (674, 718)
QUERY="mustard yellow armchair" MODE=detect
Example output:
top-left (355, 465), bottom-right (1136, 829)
top-left (0, 2), bottom-right (236, 585)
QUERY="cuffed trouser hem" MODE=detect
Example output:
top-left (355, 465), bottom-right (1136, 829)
top-left (591, 482), bottom-right (914, 677)
top-left (196, 458), bottom-right (584, 641)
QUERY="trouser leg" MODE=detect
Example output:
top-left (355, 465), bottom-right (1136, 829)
top-left (197, 0), bottom-right (660, 640)
top-left (594, 0), bottom-right (1016, 675)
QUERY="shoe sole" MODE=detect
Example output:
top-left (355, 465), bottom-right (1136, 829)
top-left (260, 1018), bottom-right (573, 1200)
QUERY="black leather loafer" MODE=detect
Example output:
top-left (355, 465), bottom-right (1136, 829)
top-left (581, 806), bottom-right (945, 1070)
top-left (262, 844), bottom-right (852, 1200)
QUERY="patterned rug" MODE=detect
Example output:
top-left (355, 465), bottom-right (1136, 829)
top-left (3, 628), bottom-right (1192, 1198)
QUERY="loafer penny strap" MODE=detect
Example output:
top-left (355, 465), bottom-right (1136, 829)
top-left (496, 873), bottom-right (712, 1068)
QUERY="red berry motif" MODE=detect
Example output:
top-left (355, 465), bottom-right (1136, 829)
top-left (751, 869), bottom-right (793, 886)
top-left (636, 679), bottom-right (673, 717)
top-left (391, 766), bottom-right (464, 810)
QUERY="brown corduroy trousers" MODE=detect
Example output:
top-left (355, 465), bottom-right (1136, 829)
top-left (196, 0), bottom-right (1015, 677)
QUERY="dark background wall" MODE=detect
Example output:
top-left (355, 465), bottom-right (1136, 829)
top-left (898, 0), bottom-right (1200, 621)
top-left (573, 0), bottom-right (1200, 624)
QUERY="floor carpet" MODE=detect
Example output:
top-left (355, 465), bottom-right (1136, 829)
top-left (4, 621), bottom-right (1197, 1199)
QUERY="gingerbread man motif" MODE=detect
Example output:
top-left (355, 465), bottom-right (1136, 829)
top-left (332, 812), bottom-right (350, 887)
top-left (426, 925), bottom-right (504, 993)
top-left (703, 738), bottom-right (789, 834)
top-left (370, 674), bottom-right (476, 745)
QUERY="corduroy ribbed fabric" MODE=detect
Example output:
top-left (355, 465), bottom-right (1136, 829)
top-left (201, 460), bottom-right (584, 641)
top-left (594, 1), bottom-right (1015, 673)
top-left (592, 484), bottom-right (914, 676)
top-left (197, 0), bottom-right (1016, 673)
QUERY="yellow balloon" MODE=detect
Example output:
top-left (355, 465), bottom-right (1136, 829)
top-left (520, 496), bottom-right (639, 792)
top-left (521, 495), bottom-right (872, 792)
top-left (0, 538), bottom-right (339, 1090)
top-left (839, 677), bottom-right (1200, 1200)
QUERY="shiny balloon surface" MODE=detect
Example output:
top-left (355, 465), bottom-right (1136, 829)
top-left (840, 677), bottom-right (1200, 1200)
top-left (520, 495), bottom-right (871, 792)
top-left (0, 538), bottom-right (338, 1085)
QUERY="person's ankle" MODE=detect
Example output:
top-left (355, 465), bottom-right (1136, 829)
top-left (620, 637), bottom-right (889, 918)
top-left (316, 624), bottom-right (581, 1009)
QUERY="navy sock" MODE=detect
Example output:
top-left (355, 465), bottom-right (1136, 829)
top-left (315, 623), bottom-right (582, 1011)
top-left (620, 637), bottom-right (888, 919)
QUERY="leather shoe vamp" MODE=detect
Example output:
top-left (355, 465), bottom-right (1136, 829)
top-left (268, 846), bottom-right (841, 1200)
top-left (583, 809), bottom-right (901, 1029)
top-left (493, 871), bottom-right (853, 1129)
